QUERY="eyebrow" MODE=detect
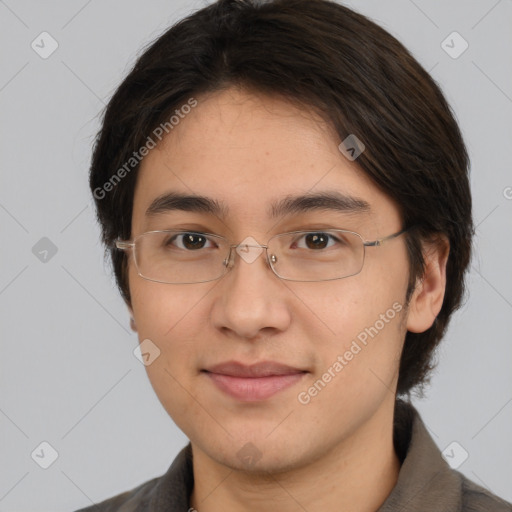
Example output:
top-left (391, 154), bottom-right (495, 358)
top-left (145, 191), bottom-right (371, 219)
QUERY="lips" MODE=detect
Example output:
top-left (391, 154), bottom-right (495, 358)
top-left (205, 361), bottom-right (306, 377)
top-left (202, 361), bottom-right (307, 401)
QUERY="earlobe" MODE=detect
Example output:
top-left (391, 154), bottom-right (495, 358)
top-left (406, 237), bottom-right (449, 333)
top-left (128, 306), bottom-right (137, 332)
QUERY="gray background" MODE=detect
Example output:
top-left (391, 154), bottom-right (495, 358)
top-left (0, 0), bottom-right (511, 510)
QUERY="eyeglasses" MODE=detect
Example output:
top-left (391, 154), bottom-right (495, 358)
top-left (114, 227), bottom-right (409, 284)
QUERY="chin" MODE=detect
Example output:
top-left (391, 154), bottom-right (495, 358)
top-left (192, 426), bottom-right (317, 475)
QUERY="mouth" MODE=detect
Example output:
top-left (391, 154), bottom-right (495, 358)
top-left (201, 361), bottom-right (308, 402)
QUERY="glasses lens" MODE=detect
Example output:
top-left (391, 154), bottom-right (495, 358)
top-left (134, 231), bottom-right (229, 284)
top-left (268, 230), bottom-right (365, 281)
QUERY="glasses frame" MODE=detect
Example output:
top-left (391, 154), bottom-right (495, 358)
top-left (115, 227), bottom-right (410, 284)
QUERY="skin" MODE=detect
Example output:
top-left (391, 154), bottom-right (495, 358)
top-left (126, 86), bottom-right (449, 512)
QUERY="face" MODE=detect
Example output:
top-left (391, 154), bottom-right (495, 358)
top-left (128, 87), bottom-right (412, 473)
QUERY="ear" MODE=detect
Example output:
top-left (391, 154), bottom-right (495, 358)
top-left (406, 236), bottom-right (450, 333)
top-left (128, 305), bottom-right (138, 332)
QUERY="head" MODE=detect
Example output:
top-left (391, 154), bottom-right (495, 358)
top-left (90, 0), bottom-right (472, 471)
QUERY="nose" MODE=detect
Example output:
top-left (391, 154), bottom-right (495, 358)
top-left (210, 241), bottom-right (292, 340)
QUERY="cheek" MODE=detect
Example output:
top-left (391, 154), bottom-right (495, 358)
top-left (129, 267), bottom-right (212, 385)
top-left (305, 264), bottom-right (407, 347)
top-left (295, 289), bottom-right (405, 436)
top-left (129, 260), bottom-right (212, 339)
top-left (129, 274), bottom-right (216, 431)
top-left (295, 262), bottom-right (407, 403)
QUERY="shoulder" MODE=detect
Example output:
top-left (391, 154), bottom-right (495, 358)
top-left (388, 401), bottom-right (512, 512)
top-left (459, 474), bottom-right (512, 512)
top-left (74, 476), bottom-right (161, 512)
top-left (73, 444), bottom-right (194, 511)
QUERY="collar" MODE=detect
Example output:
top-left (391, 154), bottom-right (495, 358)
top-left (101, 400), bottom-right (512, 511)
top-left (377, 399), bottom-right (462, 511)
top-left (144, 400), bottom-right (463, 511)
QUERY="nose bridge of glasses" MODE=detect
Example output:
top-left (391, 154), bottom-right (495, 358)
top-left (223, 239), bottom-right (271, 269)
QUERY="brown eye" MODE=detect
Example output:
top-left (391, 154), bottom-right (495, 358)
top-left (304, 233), bottom-right (329, 250)
top-left (167, 233), bottom-right (213, 250)
top-left (292, 232), bottom-right (339, 250)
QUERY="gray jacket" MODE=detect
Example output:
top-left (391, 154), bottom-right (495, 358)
top-left (75, 401), bottom-right (512, 511)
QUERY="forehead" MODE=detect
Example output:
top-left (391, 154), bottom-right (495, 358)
top-left (131, 87), bottom-right (400, 233)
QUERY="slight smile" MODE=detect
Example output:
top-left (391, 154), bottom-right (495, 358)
top-left (202, 361), bottom-right (309, 402)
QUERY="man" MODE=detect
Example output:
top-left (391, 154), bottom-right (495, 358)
top-left (79, 0), bottom-right (512, 510)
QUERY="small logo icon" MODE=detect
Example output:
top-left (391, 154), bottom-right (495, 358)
top-left (31, 32), bottom-right (59, 59)
top-left (236, 442), bottom-right (263, 467)
top-left (32, 237), bottom-right (58, 263)
top-left (503, 186), bottom-right (512, 200)
top-left (442, 441), bottom-right (469, 469)
top-left (441, 32), bottom-right (469, 59)
top-left (133, 339), bottom-right (161, 366)
top-left (236, 236), bottom-right (263, 264)
top-left (338, 134), bottom-right (365, 161)
top-left (31, 441), bottom-right (59, 469)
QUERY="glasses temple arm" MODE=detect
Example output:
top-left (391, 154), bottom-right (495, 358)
top-left (364, 227), bottom-right (410, 247)
top-left (114, 240), bottom-right (134, 250)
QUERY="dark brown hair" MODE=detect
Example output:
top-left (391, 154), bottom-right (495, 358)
top-left (89, 0), bottom-right (473, 396)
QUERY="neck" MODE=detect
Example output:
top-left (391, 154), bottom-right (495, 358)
top-left (189, 399), bottom-right (401, 512)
